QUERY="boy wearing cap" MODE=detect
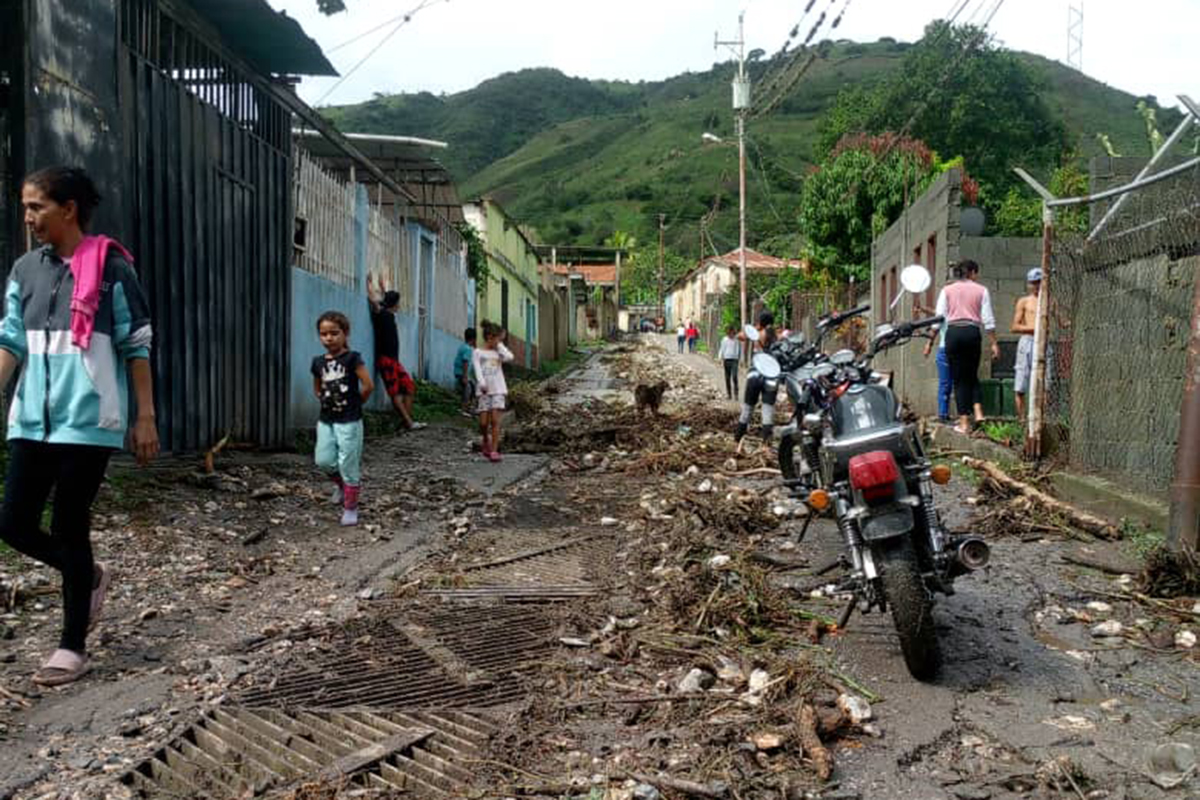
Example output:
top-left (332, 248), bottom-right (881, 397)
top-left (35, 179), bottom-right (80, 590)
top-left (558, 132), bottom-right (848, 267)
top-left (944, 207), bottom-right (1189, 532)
top-left (1011, 267), bottom-right (1045, 421)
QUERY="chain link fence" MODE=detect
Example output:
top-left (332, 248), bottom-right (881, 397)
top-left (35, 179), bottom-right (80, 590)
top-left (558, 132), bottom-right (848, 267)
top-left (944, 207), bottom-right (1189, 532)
top-left (1044, 161), bottom-right (1200, 493)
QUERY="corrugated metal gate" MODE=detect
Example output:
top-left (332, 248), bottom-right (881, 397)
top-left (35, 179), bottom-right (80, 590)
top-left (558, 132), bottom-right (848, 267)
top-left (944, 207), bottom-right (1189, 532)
top-left (117, 0), bottom-right (291, 451)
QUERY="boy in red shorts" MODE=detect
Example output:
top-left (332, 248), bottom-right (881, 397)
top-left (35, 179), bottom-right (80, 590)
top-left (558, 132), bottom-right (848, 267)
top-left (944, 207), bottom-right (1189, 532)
top-left (368, 274), bottom-right (424, 430)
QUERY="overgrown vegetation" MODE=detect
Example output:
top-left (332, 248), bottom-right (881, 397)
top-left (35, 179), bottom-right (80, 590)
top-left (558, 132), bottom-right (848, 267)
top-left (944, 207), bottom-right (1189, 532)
top-left (980, 420), bottom-right (1025, 448)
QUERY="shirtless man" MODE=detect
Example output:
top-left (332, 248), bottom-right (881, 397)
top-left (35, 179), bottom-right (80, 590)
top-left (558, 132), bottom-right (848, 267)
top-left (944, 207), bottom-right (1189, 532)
top-left (1011, 268), bottom-right (1066, 420)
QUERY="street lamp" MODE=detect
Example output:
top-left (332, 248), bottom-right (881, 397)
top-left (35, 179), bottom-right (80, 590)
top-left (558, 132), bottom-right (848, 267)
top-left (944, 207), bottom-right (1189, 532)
top-left (701, 127), bottom-right (748, 343)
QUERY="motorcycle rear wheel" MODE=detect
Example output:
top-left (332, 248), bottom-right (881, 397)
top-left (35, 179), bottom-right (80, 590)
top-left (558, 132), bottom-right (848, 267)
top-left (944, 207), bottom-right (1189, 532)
top-left (877, 537), bottom-right (941, 681)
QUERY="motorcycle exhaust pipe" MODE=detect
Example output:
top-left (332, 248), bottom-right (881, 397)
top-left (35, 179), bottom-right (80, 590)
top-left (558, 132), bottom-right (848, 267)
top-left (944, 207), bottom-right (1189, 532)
top-left (955, 537), bottom-right (990, 571)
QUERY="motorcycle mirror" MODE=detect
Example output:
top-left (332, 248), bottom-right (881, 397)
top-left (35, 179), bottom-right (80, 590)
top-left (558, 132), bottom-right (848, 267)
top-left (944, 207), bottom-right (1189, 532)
top-left (743, 324), bottom-right (760, 342)
top-left (900, 264), bottom-right (932, 295)
top-left (874, 323), bottom-right (894, 340)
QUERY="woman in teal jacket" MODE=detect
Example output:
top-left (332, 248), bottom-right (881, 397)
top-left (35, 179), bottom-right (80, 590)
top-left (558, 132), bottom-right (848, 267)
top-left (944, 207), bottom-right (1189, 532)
top-left (0, 166), bottom-right (159, 686)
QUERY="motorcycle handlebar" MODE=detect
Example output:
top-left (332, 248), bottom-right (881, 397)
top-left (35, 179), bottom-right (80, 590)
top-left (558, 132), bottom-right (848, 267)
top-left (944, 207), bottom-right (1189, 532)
top-left (818, 304), bottom-right (871, 331)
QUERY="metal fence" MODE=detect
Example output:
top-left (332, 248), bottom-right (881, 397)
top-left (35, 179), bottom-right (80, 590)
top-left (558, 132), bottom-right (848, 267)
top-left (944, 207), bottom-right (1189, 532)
top-left (432, 227), bottom-right (469, 336)
top-left (294, 147), bottom-right (357, 288)
top-left (367, 201), bottom-right (413, 312)
top-left (1042, 161), bottom-right (1200, 493)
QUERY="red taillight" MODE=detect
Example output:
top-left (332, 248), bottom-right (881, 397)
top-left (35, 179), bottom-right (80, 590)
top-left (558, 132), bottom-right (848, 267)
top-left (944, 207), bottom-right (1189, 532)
top-left (848, 451), bottom-right (899, 503)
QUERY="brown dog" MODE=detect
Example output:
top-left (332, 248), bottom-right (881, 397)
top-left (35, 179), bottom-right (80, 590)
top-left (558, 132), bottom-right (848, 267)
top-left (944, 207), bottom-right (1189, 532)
top-left (634, 381), bottom-right (669, 415)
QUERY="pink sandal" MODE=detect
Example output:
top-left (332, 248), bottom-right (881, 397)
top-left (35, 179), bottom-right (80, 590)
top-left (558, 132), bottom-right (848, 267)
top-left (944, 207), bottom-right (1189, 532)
top-left (88, 562), bottom-right (111, 633)
top-left (33, 649), bottom-right (89, 687)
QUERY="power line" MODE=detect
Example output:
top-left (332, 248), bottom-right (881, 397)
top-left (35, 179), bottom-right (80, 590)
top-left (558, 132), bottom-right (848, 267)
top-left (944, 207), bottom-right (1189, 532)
top-left (314, 0), bottom-right (448, 106)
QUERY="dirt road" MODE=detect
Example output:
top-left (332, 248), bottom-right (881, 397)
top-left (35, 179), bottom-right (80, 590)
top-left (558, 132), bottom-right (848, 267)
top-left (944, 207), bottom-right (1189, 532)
top-left (0, 338), bottom-right (1196, 798)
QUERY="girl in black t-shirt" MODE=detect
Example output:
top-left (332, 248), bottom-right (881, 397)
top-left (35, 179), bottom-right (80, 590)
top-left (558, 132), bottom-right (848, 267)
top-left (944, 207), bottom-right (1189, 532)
top-left (311, 311), bottom-right (374, 526)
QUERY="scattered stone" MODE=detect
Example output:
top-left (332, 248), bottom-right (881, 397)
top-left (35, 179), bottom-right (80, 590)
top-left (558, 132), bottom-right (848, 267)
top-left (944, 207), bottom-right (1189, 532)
top-left (861, 723), bottom-right (883, 738)
top-left (1090, 620), bottom-right (1123, 637)
top-left (1193, 601), bottom-right (1200, 615)
top-left (707, 554), bottom-right (732, 570)
top-left (697, 479), bottom-right (714, 494)
top-left (685, 465), bottom-right (700, 477)
top-left (960, 734), bottom-right (986, 749)
top-left (601, 517), bottom-right (619, 527)
top-left (357, 587), bottom-right (380, 600)
top-left (779, 541), bottom-right (796, 551)
top-left (138, 608), bottom-right (159, 622)
top-left (715, 655), bottom-right (744, 685)
top-left (1175, 629), bottom-right (1196, 649)
top-left (837, 693), bottom-right (872, 724)
top-left (748, 669), bottom-right (770, 693)
top-left (677, 667), bottom-right (716, 693)
top-left (749, 732), bottom-right (783, 751)
top-left (1085, 601), bottom-right (1112, 613)
top-left (632, 784), bottom-right (661, 800)
top-left (1147, 742), bottom-right (1196, 789)
top-left (582, 453), bottom-right (597, 468)
top-left (1099, 698), bottom-right (1123, 712)
top-left (723, 458), bottom-right (738, 472)
top-left (1043, 715), bottom-right (1095, 732)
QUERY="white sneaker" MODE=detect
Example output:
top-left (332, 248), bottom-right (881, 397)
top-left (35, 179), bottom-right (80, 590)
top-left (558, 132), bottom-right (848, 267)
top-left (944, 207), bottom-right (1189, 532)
top-left (410, 422), bottom-right (428, 431)
top-left (340, 507), bottom-right (359, 526)
top-left (330, 485), bottom-right (344, 504)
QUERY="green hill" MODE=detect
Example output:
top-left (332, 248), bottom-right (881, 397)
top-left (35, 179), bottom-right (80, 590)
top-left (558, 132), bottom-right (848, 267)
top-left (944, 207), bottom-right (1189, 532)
top-left (321, 39), bottom-right (1179, 255)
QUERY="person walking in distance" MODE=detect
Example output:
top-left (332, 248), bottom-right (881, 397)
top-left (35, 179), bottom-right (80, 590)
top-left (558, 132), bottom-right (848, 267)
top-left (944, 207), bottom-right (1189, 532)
top-left (367, 273), bottom-right (423, 430)
top-left (474, 320), bottom-right (514, 462)
top-left (676, 322), bottom-right (686, 353)
top-left (935, 260), bottom-right (998, 434)
top-left (718, 324), bottom-right (741, 400)
top-left (922, 263), bottom-right (962, 422)
top-left (312, 311), bottom-right (374, 526)
top-left (0, 166), bottom-right (159, 686)
top-left (1010, 267), bottom-right (1067, 423)
top-left (686, 320), bottom-right (700, 353)
top-left (454, 327), bottom-right (477, 417)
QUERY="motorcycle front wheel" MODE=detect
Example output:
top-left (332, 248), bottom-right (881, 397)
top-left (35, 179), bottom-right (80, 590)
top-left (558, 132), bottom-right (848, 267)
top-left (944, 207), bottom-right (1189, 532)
top-left (876, 537), bottom-right (942, 681)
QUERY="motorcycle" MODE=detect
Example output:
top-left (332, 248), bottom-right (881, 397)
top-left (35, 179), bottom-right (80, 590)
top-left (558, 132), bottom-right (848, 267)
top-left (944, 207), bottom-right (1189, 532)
top-left (765, 266), bottom-right (989, 680)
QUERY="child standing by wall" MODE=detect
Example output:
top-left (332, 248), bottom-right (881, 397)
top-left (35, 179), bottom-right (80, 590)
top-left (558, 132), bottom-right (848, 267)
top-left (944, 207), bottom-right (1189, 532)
top-left (455, 327), bottom-right (476, 417)
top-left (312, 311), bottom-right (374, 525)
top-left (473, 320), bottom-right (514, 462)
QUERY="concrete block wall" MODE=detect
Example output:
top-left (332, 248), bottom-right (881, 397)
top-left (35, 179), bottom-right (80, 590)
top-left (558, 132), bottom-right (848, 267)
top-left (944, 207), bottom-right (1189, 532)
top-left (1066, 252), bottom-right (1196, 496)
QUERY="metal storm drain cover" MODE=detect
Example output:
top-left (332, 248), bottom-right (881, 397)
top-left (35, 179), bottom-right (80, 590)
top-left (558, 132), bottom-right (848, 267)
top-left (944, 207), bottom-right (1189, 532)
top-left (123, 707), bottom-right (495, 797)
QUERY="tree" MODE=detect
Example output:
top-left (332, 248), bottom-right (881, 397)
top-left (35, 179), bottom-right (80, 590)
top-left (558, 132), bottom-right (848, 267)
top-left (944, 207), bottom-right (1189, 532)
top-left (816, 21), bottom-right (1068, 194)
top-left (620, 243), bottom-right (691, 306)
top-left (797, 133), bottom-right (943, 281)
top-left (992, 162), bottom-right (1089, 237)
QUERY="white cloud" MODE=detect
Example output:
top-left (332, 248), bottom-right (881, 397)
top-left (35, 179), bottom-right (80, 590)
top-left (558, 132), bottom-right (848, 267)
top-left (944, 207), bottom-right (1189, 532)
top-left (273, 0), bottom-right (1196, 114)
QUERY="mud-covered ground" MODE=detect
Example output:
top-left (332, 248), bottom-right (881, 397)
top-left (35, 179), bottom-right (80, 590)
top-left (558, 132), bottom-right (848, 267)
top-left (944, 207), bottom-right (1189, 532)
top-left (0, 338), bottom-right (1196, 799)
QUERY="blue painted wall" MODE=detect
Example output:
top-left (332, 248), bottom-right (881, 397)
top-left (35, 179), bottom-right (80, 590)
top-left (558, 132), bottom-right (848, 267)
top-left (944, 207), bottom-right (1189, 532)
top-left (289, 187), bottom-right (472, 430)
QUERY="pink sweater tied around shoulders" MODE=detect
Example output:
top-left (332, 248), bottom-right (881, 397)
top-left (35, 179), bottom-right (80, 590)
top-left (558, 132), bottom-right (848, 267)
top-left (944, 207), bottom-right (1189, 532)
top-left (69, 235), bottom-right (134, 350)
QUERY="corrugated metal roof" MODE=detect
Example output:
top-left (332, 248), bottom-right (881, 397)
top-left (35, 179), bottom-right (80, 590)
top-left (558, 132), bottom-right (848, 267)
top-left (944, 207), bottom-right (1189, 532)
top-left (188, 0), bottom-right (337, 76)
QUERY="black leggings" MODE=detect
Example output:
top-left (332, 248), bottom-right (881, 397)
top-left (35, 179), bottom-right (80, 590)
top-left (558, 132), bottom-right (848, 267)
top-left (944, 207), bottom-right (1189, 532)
top-left (723, 359), bottom-right (739, 398)
top-left (0, 441), bottom-right (112, 653)
top-left (946, 325), bottom-right (982, 417)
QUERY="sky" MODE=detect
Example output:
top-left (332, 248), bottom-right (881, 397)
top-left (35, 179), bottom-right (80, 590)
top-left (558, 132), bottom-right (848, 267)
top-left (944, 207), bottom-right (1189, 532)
top-left (272, 0), bottom-right (1196, 115)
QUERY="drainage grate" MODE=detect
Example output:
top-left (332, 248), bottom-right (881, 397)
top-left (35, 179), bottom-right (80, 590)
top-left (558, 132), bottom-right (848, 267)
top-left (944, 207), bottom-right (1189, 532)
top-left (237, 605), bottom-right (554, 709)
top-left (124, 707), bottom-right (496, 797)
top-left (426, 530), bottom-right (610, 601)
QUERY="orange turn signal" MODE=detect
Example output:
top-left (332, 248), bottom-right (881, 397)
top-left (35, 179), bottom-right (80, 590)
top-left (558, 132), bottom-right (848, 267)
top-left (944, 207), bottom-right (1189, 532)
top-left (930, 465), bottom-right (952, 485)
top-left (807, 489), bottom-right (831, 512)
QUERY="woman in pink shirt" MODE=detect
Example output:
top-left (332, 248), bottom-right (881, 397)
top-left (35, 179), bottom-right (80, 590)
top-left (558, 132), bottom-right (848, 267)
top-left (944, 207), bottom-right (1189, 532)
top-left (934, 260), bottom-right (999, 433)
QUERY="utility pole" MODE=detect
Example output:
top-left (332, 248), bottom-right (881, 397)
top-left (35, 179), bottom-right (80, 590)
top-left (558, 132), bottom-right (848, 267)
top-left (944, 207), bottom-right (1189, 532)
top-left (658, 214), bottom-right (666, 326)
top-left (717, 12), bottom-right (750, 345)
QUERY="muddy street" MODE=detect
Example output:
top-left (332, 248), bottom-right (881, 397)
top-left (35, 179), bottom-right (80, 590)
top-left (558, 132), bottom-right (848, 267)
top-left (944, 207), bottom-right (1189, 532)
top-left (0, 339), bottom-right (1197, 799)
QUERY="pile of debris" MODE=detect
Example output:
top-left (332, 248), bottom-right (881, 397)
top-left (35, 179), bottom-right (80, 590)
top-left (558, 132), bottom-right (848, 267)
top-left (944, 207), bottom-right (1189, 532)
top-left (474, 346), bottom-right (876, 796)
